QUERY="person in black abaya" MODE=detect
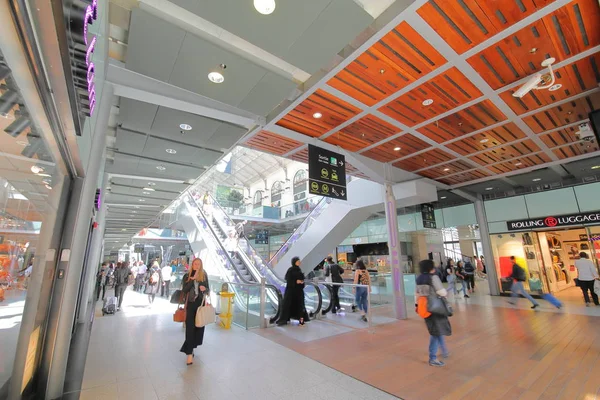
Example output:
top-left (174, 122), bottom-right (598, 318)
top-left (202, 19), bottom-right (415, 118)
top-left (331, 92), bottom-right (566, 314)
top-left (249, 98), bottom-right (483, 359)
top-left (277, 256), bottom-right (309, 326)
top-left (180, 257), bottom-right (209, 366)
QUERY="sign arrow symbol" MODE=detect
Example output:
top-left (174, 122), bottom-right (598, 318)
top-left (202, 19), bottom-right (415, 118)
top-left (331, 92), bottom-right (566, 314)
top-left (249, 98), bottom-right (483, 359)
top-left (341, 190), bottom-right (345, 196)
top-left (339, 161), bottom-right (344, 166)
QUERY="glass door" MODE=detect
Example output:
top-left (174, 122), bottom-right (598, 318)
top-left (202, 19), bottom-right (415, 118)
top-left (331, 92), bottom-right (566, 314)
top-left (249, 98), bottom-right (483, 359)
top-left (585, 226), bottom-right (600, 274)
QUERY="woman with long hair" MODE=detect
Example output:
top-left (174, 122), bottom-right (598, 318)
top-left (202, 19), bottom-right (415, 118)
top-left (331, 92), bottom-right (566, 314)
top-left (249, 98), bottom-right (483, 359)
top-left (180, 258), bottom-right (210, 365)
top-left (277, 256), bottom-right (309, 326)
top-left (145, 261), bottom-right (161, 305)
top-left (353, 259), bottom-right (371, 322)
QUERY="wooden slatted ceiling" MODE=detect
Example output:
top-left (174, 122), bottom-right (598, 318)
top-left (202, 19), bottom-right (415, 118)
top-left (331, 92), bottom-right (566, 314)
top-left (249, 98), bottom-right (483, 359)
top-left (439, 169), bottom-right (491, 185)
top-left (417, 99), bottom-right (507, 143)
top-left (392, 148), bottom-right (454, 171)
top-left (499, 53), bottom-right (600, 115)
top-left (445, 123), bottom-right (528, 155)
top-left (418, 0), bottom-right (556, 54)
top-left (360, 134), bottom-right (431, 162)
top-left (327, 22), bottom-right (446, 106)
top-left (553, 142), bottom-right (600, 158)
top-left (540, 126), bottom-right (591, 148)
top-left (290, 147), bottom-right (308, 163)
top-left (276, 89), bottom-right (362, 138)
top-left (470, 139), bottom-right (541, 165)
top-left (324, 115), bottom-right (400, 152)
top-left (522, 92), bottom-right (600, 133)
top-left (487, 153), bottom-right (553, 174)
top-left (467, 0), bottom-right (600, 90)
top-left (379, 67), bottom-right (483, 127)
top-left (418, 160), bottom-right (475, 179)
top-left (244, 130), bottom-right (303, 155)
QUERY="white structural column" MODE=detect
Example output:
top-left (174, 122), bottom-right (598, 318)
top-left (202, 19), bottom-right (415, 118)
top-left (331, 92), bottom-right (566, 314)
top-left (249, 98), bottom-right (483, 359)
top-left (384, 183), bottom-right (407, 319)
top-left (474, 198), bottom-right (500, 296)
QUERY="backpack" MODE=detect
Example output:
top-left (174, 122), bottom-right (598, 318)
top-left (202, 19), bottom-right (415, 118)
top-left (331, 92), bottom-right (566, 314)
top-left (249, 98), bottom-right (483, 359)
top-left (150, 269), bottom-right (160, 285)
top-left (464, 262), bottom-right (475, 274)
top-left (514, 265), bottom-right (526, 281)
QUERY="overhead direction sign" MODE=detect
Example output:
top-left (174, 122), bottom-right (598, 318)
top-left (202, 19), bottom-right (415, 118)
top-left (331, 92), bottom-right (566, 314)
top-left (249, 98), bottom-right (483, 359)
top-left (308, 144), bottom-right (347, 200)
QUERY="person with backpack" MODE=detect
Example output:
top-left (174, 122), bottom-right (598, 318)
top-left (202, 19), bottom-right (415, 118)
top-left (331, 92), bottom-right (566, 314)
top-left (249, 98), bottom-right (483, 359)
top-left (463, 260), bottom-right (476, 293)
top-left (416, 259), bottom-right (451, 367)
top-left (454, 261), bottom-right (469, 299)
top-left (508, 256), bottom-right (539, 309)
top-left (145, 261), bottom-right (162, 306)
top-left (326, 256), bottom-right (344, 313)
top-left (353, 259), bottom-right (371, 322)
top-left (114, 262), bottom-right (132, 311)
top-left (574, 252), bottom-right (599, 307)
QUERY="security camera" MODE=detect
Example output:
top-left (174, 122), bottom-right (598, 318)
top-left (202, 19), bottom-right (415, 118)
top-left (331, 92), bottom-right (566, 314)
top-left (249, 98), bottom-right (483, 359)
top-left (577, 122), bottom-right (595, 142)
top-left (512, 73), bottom-right (543, 98)
top-left (512, 58), bottom-right (556, 98)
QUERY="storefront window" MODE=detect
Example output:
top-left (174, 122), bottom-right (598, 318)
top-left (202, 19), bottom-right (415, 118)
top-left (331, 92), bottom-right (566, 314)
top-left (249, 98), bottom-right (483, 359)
top-left (0, 48), bottom-right (67, 393)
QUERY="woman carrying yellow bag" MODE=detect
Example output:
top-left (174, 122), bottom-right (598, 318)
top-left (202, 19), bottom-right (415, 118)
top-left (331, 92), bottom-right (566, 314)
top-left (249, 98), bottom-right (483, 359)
top-left (180, 258), bottom-right (210, 366)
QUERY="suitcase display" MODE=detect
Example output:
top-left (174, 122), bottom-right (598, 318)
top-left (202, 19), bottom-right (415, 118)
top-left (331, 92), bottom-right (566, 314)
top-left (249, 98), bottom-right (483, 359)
top-left (102, 296), bottom-right (118, 315)
top-left (542, 293), bottom-right (562, 309)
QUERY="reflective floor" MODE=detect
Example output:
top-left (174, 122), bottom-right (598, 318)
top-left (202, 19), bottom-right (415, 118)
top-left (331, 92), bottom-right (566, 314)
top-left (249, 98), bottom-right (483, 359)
top-left (76, 288), bottom-right (397, 400)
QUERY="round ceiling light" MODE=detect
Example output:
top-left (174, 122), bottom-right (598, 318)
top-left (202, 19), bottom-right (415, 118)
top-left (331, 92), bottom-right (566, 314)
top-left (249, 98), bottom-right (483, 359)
top-left (31, 165), bottom-right (44, 174)
top-left (443, 168), bottom-right (450, 172)
top-left (393, 147), bottom-right (401, 151)
top-left (208, 71), bottom-right (224, 83)
top-left (147, 182), bottom-right (156, 186)
top-left (485, 187), bottom-right (494, 190)
top-left (254, 0), bottom-right (276, 14)
top-left (532, 178), bottom-right (542, 182)
top-left (179, 124), bottom-right (192, 131)
top-left (515, 162), bottom-right (523, 166)
top-left (440, 196), bottom-right (447, 199)
top-left (156, 165), bottom-right (166, 171)
top-left (143, 187), bottom-right (155, 191)
top-left (480, 138), bottom-right (489, 143)
top-left (422, 99), bottom-right (434, 106)
top-left (166, 148), bottom-right (177, 154)
top-left (138, 199), bottom-right (146, 202)
top-left (45, 184), bottom-right (52, 190)
top-left (313, 112), bottom-right (322, 119)
top-left (549, 84), bottom-right (562, 91)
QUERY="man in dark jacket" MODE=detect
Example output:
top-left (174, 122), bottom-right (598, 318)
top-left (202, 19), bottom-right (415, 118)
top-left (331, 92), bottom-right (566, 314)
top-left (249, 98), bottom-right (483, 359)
top-left (326, 256), bottom-right (345, 314)
top-left (114, 262), bottom-right (132, 311)
top-left (508, 256), bottom-right (539, 309)
top-left (463, 261), bottom-right (476, 293)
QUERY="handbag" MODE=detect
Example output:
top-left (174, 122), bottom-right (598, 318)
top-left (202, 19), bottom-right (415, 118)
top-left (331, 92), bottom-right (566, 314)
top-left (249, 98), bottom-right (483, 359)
top-left (170, 289), bottom-right (184, 304)
top-left (173, 294), bottom-right (187, 323)
top-left (195, 295), bottom-right (216, 327)
top-left (427, 290), bottom-right (453, 317)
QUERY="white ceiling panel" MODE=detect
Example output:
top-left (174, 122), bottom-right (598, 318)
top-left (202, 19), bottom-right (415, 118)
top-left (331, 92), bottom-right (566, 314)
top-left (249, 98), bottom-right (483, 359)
top-left (114, 128), bottom-right (148, 154)
top-left (135, 157), bottom-right (203, 180)
top-left (150, 105), bottom-right (224, 146)
top-left (238, 72), bottom-right (297, 116)
top-left (141, 136), bottom-right (221, 167)
top-left (119, 98), bottom-right (158, 132)
top-left (126, 8), bottom-right (185, 81)
top-left (206, 124), bottom-right (247, 151)
top-left (109, 177), bottom-right (188, 193)
top-left (110, 185), bottom-right (179, 201)
top-left (107, 193), bottom-right (168, 206)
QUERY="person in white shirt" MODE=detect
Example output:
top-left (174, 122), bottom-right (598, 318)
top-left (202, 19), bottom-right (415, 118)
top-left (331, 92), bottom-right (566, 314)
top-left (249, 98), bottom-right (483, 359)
top-left (161, 264), bottom-right (173, 298)
top-left (136, 261), bottom-right (147, 292)
top-left (575, 252), bottom-right (599, 306)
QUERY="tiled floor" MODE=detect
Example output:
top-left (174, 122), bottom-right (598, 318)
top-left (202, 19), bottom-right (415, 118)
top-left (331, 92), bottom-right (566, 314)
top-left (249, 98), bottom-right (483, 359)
top-left (76, 288), bottom-right (398, 400)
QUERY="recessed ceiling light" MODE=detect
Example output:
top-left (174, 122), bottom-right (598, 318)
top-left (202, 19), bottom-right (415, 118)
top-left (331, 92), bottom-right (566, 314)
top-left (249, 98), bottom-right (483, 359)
top-left (422, 99), bottom-right (433, 106)
top-left (138, 199), bottom-right (146, 202)
top-left (549, 84), bottom-right (562, 91)
top-left (148, 182), bottom-right (156, 186)
top-left (31, 165), bottom-right (44, 174)
top-left (532, 178), bottom-right (542, 182)
top-left (143, 187), bottom-right (155, 191)
top-left (480, 138), bottom-right (489, 143)
top-left (458, 122), bottom-right (463, 126)
top-left (529, 48), bottom-right (538, 54)
top-left (37, 173), bottom-right (51, 177)
top-left (132, 211), bottom-right (137, 214)
top-left (156, 165), bottom-right (166, 171)
top-left (254, 0), bottom-right (275, 14)
top-left (591, 166), bottom-right (600, 170)
top-left (45, 184), bottom-right (52, 190)
top-left (443, 168), bottom-right (450, 172)
top-left (165, 148), bottom-right (177, 154)
top-left (16, 140), bottom-right (28, 146)
top-left (440, 196), bottom-right (446, 199)
top-left (393, 147), bottom-right (401, 151)
top-left (121, 228), bottom-right (127, 231)
top-left (379, 69), bottom-right (385, 74)
top-left (208, 71), bottom-right (224, 84)
top-left (179, 123), bottom-right (192, 131)
top-left (313, 112), bottom-right (322, 119)
top-left (515, 162), bottom-right (523, 166)
top-left (143, 191), bottom-right (150, 195)
top-left (485, 187), bottom-right (494, 190)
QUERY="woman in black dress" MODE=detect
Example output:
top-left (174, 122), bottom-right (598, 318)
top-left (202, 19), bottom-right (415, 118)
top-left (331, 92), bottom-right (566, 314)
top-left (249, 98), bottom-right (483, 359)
top-left (180, 258), bottom-right (210, 365)
top-left (277, 256), bottom-right (309, 326)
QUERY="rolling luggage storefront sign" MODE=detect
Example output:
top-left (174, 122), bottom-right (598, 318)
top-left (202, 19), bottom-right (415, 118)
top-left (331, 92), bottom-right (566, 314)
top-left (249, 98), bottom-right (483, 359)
top-left (506, 211), bottom-right (600, 231)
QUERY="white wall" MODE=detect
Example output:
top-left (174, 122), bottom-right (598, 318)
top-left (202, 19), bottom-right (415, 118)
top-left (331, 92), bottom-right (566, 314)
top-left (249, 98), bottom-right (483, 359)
top-left (246, 160), bottom-right (309, 207)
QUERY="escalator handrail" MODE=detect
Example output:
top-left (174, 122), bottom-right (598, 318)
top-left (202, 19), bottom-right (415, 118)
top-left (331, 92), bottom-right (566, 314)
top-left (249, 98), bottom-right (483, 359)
top-left (185, 196), bottom-right (283, 321)
top-left (304, 281), bottom-right (322, 318)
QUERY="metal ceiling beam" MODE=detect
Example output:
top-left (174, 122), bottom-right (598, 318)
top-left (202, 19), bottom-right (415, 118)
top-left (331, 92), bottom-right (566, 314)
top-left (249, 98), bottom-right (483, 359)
top-left (107, 172), bottom-right (187, 184)
top-left (106, 59), bottom-right (264, 128)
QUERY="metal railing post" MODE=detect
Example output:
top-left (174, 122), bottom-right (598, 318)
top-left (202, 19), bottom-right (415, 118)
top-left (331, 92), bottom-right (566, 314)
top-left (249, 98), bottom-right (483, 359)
top-left (367, 286), bottom-right (373, 332)
top-left (245, 287), bottom-right (250, 330)
top-left (260, 277), bottom-right (266, 328)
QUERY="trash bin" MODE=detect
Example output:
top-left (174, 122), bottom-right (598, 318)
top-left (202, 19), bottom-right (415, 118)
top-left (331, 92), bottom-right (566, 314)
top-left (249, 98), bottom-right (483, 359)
top-left (218, 291), bottom-right (235, 329)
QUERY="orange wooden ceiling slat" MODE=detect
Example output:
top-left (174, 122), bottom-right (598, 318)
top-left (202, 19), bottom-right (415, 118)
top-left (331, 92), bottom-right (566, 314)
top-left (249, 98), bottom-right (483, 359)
top-left (553, 143), bottom-right (600, 159)
top-left (445, 122), bottom-right (527, 155)
top-left (361, 134), bottom-right (431, 162)
top-left (469, 139), bottom-right (541, 165)
top-left (393, 148), bottom-right (455, 171)
top-left (487, 153), bottom-right (552, 174)
top-left (245, 130), bottom-right (303, 155)
top-left (522, 92), bottom-right (600, 133)
top-left (438, 169), bottom-right (491, 185)
top-left (324, 132), bottom-right (372, 152)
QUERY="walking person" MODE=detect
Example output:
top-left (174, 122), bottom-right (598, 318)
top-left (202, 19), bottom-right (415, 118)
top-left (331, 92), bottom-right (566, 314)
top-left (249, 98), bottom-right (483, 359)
top-left (145, 261), bottom-right (161, 306)
top-left (463, 260), bottom-right (476, 293)
top-left (180, 258), bottom-right (210, 366)
top-left (95, 263), bottom-right (108, 301)
top-left (136, 261), bottom-right (147, 292)
top-left (161, 262), bottom-right (173, 298)
top-left (454, 261), bottom-right (469, 298)
top-left (575, 252), bottom-right (599, 307)
top-left (507, 256), bottom-right (539, 309)
top-left (476, 255), bottom-right (487, 279)
top-left (326, 256), bottom-right (344, 313)
top-left (114, 262), bottom-right (132, 311)
top-left (353, 259), bottom-right (372, 322)
top-left (445, 262), bottom-right (456, 298)
top-left (277, 257), bottom-right (309, 326)
top-left (416, 259), bottom-right (451, 367)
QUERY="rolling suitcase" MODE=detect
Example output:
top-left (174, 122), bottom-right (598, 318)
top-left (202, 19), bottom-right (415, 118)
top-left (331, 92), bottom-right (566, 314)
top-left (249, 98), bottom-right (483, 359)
top-left (102, 296), bottom-right (118, 315)
top-left (542, 293), bottom-right (562, 309)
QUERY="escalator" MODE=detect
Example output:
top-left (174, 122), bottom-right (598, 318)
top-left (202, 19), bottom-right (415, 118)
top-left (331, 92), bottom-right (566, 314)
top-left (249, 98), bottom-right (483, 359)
top-left (183, 194), bottom-right (323, 320)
